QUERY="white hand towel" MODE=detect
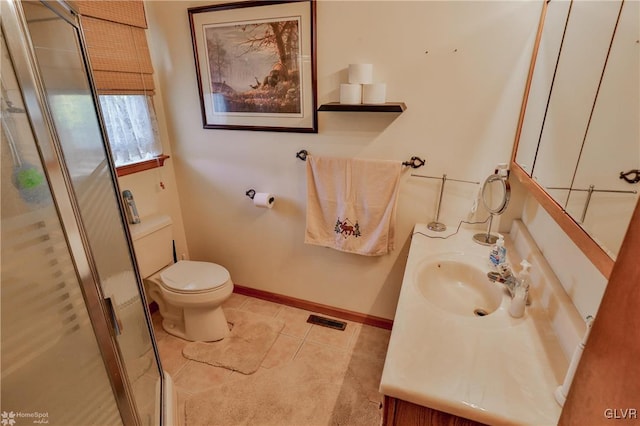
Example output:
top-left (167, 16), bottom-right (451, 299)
top-left (305, 155), bottom-right (402, 256)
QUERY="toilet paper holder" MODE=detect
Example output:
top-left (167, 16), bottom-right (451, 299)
top-left (246, 189), bottom-right (275, 203)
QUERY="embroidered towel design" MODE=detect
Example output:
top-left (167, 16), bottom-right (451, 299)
top-left (335, 217), bottom-right (361, 239)
top-left (305, 155), bottom-right (402, 256)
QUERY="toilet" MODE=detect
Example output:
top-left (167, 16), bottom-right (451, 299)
top-left (130, 214), bottom-right (233, 342)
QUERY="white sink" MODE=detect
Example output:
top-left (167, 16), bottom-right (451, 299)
top-left (380, 224), bottom-right (569, 425)
top-left (414, 254), bottom-right (503, 317)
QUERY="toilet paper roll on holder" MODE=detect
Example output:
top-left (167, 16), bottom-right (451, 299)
top-left (245, 189), bottom-right (274, 204)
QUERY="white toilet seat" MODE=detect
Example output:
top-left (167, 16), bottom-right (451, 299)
top-left (159, 260), bottom-right (231, 294)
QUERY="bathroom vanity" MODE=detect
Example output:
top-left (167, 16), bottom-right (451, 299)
top-left (380, 224), bottom-right (575, 425)
top-left (383, 396), bottom-right (484, 426)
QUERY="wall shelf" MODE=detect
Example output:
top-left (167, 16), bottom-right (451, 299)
top-left (318, 102), bottom-right (407, 113)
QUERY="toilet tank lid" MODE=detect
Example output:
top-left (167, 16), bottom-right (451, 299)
top-left (160, 260), bottom-right (230, 292)
top-left (130, 214), bottom-right (172, 241)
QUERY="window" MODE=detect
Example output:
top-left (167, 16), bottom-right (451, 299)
top-left (75, 0), bottom-right (166, 176)
top-left (98, 95), bottom-right (161, 167)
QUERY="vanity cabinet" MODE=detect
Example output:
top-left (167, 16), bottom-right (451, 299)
top-left (383, 396), bottom-right (486, 426)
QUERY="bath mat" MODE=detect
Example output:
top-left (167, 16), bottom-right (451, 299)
top-left (182, 308), bottom-right (284, 375)
top-left (184, 355), bottom-right (383, 426)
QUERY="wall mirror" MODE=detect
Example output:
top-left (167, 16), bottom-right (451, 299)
top-left (512, 0), bottom-right (639, 277)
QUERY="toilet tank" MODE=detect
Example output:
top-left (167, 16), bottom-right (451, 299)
top-left (130, 214), bottom-right (174, 278)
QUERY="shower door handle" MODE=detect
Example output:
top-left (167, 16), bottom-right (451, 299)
top-left (104, 297), bottom-right (123, 336)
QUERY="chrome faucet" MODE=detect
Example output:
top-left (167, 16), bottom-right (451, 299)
top-left (487, 265), bottom-right (518, 298)
top-left (488, 264), bottom-right (531, 305)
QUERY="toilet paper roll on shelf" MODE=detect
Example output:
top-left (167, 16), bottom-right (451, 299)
top-left (348, 64), bottom-right (373, 84)
top-left (340, 84), bottom-right (362, 104)
top-left (362, 83), bottom-right (386, 104)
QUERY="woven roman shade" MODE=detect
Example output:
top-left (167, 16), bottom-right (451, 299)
top-left (75, 1), bottom-right (154, 94)
top-left (72, 0), bottom-right (147, 28)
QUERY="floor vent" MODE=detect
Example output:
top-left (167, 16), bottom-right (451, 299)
top-left (307, 314), bottom-right (347, 331)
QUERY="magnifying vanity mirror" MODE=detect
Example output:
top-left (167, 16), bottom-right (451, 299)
top-left (511, 0), bottom-right (639, 277)
top-left (473, 170), bottom-right (511, 246)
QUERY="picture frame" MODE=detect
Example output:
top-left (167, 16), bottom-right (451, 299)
top-left (188, 0), bottom-right (317, 133)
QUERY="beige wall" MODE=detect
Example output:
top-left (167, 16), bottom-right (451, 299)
top-left (142, 0), bottom-right (542, 319)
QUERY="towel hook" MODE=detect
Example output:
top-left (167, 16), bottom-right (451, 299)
top-left (402, 157), bottom-right (426, 169)
top-left (620, 169), bottom-right (640, 184)
top-left (296, 150), bottom-right (309, 161)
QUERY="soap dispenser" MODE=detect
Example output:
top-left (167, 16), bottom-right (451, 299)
top-left (509, 260), bottom-right (531, 318)
top-left (489, 235), bottom-right (507, 267)
top-left (518, 260), bottom-right (532, 293)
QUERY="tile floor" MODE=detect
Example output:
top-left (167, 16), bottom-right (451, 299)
top-left (152, 293), bottom-right (392, 426)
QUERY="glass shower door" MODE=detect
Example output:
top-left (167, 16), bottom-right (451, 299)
top-left (19, 4), bottom-right (163, 423)
top-left (1, 27), bottom-right (123, 426)
top-left (2, 1), bottom-right (164, 425)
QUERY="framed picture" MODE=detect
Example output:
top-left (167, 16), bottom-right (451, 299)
top-left (188, 0), bottom-right (317, 133)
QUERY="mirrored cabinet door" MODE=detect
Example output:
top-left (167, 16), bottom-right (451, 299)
top-left (531, 0), bottom-right (622, 207)
top-left (515, 0), bottom-right (570, 175)
top-left (513, 0), bottom-right (638, 265)
top-left (565, 0), bottom-right (639, 259)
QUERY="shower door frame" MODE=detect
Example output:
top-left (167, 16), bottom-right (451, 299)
top-left (2, 1), bottom-right (165, 424)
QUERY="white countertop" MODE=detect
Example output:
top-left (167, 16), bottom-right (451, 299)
top-left (379, 224), bottom-right (569, 425)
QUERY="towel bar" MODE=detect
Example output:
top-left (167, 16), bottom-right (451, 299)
top-left (295, 149), bottom-right (425, 169)
top-left (546, 185), bottom-right (637, 223)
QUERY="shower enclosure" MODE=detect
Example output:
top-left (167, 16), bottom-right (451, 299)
top-left (1, 1), bottom-right (174, 424)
